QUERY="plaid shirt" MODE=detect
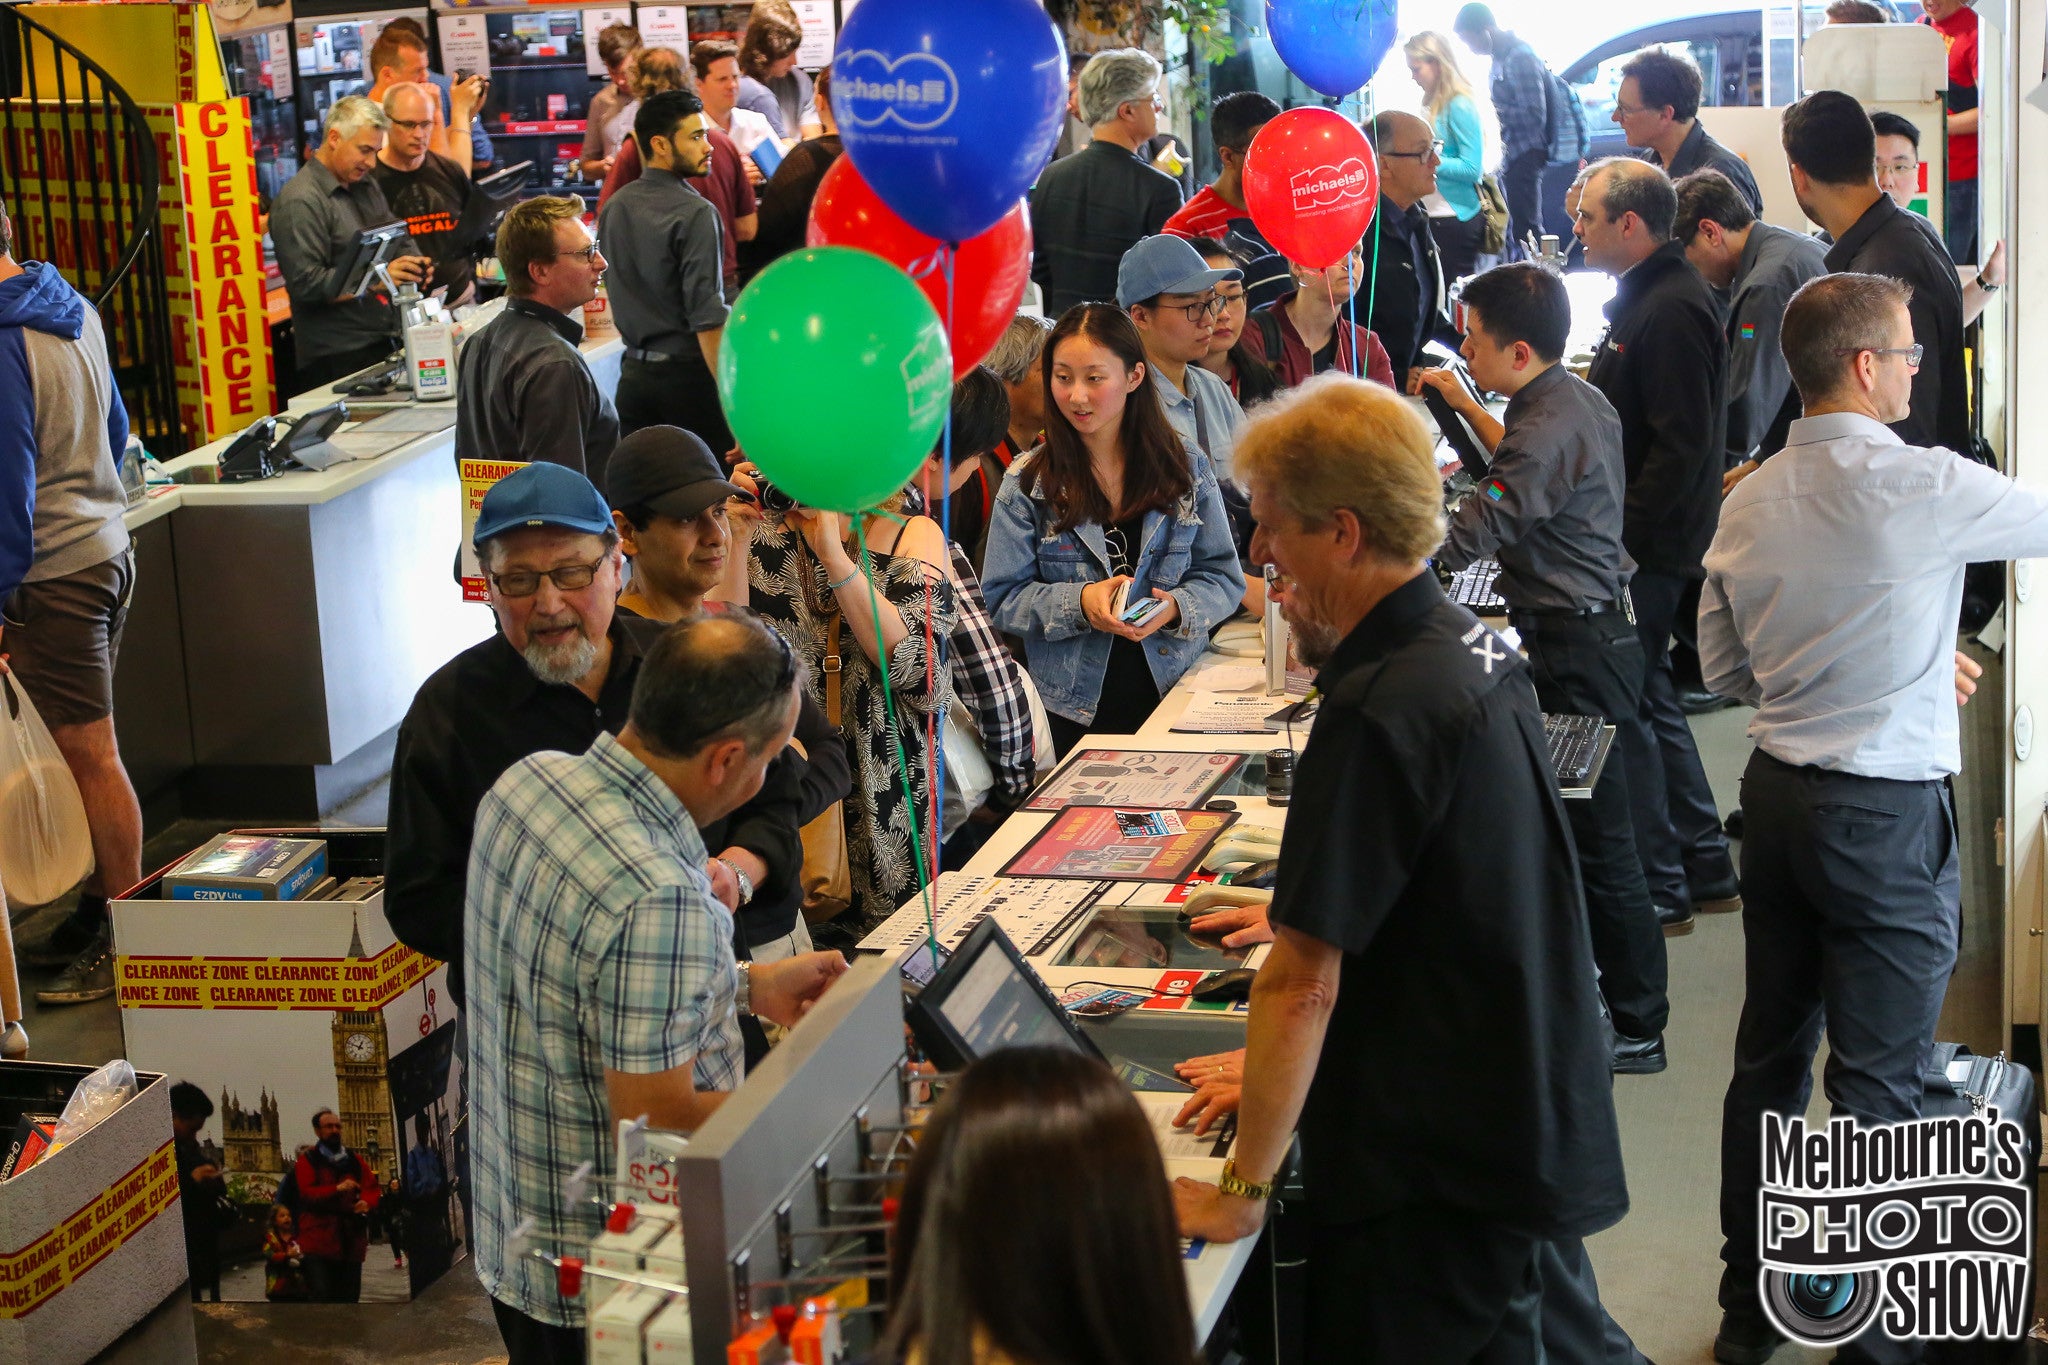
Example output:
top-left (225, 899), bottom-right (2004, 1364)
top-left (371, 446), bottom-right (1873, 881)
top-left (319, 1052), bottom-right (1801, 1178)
top-left (1490, 32), bottom-right (1554, 164)
top-left (903, 486), bottom-right (1036, 804)
top-left (466, 731), bottom-right (743, 1327)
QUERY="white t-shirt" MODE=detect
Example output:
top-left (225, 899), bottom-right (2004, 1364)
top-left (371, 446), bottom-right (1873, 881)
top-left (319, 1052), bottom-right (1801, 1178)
top-left (717, 107), bottom-right (778, 158)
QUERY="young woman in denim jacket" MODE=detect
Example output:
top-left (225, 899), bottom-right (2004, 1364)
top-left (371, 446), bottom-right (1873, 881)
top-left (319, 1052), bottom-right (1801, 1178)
top-left (983, 304), bottom-right (1246, 753)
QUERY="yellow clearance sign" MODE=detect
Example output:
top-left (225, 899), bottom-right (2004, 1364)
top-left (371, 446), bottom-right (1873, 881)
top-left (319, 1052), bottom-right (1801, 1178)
top-left (115, 942), bottom-right (438, 1011)
top-left (173, 98), bottom-right (275, 440)
top-left (0, 1139), bottom-right (179, 1319)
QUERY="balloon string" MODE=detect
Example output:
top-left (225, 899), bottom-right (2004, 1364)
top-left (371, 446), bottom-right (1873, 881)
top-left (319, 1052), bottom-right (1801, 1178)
top-left (1346, 257), bottom-right (1360, 379)
top-left (932, 243), bottom-right (958, 885)
top-left (857, 536), bottom-right (940, 978)
top-left (1362, 80), bottom-right (1384, 383)
top-left (906, 248), bottom-right (949, 280)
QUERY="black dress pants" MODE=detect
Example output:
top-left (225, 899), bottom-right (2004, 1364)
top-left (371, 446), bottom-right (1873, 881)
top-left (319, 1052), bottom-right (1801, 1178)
top-left (1624, 570), bottom-right (1735, 908)
top-left (1716, 750), bottom-right (1958, 1364)
top-left (1538, 1237), bottom-right (1650, 1364)
top-left (492, 1296), bottom-right (588, 1365)
top-left (1305, 1206), bottom-right (1543, 1362)
top-left (616, 353), bottom-right (733, 455)
top-left (1517, 611), bottom-right (1668, 1038)
top-left (1501, 149), bottom-right (1549, 260)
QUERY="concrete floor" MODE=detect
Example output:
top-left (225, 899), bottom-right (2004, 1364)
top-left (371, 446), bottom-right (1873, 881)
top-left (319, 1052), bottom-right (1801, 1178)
top-left (12, 713), bottom-right (2031, 1363)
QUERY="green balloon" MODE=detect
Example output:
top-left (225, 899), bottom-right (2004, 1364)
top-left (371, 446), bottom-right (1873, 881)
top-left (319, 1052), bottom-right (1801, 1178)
top-left (717, 246), bottom-right (952, 513)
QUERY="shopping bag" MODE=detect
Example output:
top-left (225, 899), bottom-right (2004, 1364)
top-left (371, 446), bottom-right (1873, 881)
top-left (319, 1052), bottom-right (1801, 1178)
top-left (0, 673), bottom-right (92, 906)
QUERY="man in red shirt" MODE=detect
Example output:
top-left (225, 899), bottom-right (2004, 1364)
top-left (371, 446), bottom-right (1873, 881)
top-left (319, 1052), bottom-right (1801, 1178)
top-left (279, 1109), bottom-right (381, 1303)
top-left (1923, 0), bottom-right (1978, 264)
top-left (1162, 91), bottom-right (1280, 257)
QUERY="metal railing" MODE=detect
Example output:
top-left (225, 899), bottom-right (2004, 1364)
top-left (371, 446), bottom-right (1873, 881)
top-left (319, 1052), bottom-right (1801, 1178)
top-left (0, 3), bottom-right (183, 458)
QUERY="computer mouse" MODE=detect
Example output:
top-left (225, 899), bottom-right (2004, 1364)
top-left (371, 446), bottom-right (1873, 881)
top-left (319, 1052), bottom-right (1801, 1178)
top-left (1189, 968), bottom-right (1258, 1004)
top-left (1230, 859), bottom-right (1280, 890)
top-left (1205, 798), bottom-right (1237, 811)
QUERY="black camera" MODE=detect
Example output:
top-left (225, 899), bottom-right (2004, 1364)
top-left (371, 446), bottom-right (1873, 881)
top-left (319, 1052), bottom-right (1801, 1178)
top-left (755, 477), bottom-right (797, 513)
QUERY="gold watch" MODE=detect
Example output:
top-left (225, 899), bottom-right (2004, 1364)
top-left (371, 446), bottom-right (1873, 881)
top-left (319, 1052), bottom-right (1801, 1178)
top-left (1218, 1158), bottom-right (1275, 1202)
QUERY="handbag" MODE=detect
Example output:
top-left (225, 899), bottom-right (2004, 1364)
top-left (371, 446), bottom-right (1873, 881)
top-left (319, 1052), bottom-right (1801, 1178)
top-left (939, 698), bottom-right (997, 842)
top-left (1477, 174), bottom-right (1510, 257)
top-left (797, 612), bottom-right (855, 926)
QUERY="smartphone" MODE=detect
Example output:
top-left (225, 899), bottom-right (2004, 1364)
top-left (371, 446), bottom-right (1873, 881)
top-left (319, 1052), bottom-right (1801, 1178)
top-left (1120, 593), bottom-right (1166, 626)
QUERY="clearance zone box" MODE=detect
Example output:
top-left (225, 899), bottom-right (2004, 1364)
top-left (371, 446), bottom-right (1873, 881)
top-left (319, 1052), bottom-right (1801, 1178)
top-left (0, 1062), bottom-right (184, 1364)
top-left (110, 829), bottom-right (468, 1303)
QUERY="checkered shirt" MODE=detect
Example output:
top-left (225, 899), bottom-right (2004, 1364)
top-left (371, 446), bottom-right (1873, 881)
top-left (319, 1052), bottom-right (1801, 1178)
top-left (465, 731), bottom-right (743, 1327)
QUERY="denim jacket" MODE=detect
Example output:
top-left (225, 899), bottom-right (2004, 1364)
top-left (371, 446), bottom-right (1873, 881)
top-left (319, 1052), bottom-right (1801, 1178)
top-left (981, 447), bottom-right (1247, 724)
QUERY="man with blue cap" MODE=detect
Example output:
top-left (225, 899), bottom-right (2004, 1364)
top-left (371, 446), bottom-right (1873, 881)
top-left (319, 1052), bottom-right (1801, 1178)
top-left (1118, 233), bottom-right (1247, 481)
top-left (385, 458), bottom-right (834, 1009)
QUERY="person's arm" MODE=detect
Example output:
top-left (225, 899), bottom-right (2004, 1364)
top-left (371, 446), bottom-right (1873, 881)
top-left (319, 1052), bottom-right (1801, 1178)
top-left (1725, 281), bottom-right (1794, 463)
top-left (679, 204), bottom-right (731, 369)
top-left (599, 138), bottom-right (639, 210)
top-left (1899, 286), bottom-right (1951, 448)
top-left (1950, 107), bottom-right (1979, 136)
top-left (1438, 95), bottom-right (1485, 194)
top-left (0, 335), bottom-right (35, 609)
top-left (1933, 454), bottom-right (2048, 562)
top-left (1962, 240), bottom-right (2005, 327)
top-left (1363, 328), bottom-right (1398, 390)
top-left (441, 77), bottom-right (482, 177)
top-left (1620, 299), bottom-right (1723, 547)
top-left (795, 511), bottom-right (948, 674)
top-left (1144, 175), bottom-right (1184, 235)
top-left (715, 744), bottom-right (807, 912)
top-left (1438, 428), bottom-right (1573, 572)
top-left (1409, 366), bottom-right (1505, 453)
top-left (271, 198), bottom-right (354, 304)
top-left (734, 212), bottom-right (759, 243)
top-left (596, 885), bottom-right (739, 1133)
top-left (1159, 462), bottom-right (1249, 642)
top-left (509, 356), bottom-right (605, 476)
top-left (580, 93), bottom-right (611, 177)
top-left (1696, 565), bottom-right (1760, 706)
top-left (982, 474), bottom-right (1089, 640)
top-left (382, 709), bottom-right (475, 976)
top-left (753, 143), bottom-right (819, 244)
top-left (788, 691), bottom-right (853, 824)
top-left (947, 559), bottom-right (1038, 804)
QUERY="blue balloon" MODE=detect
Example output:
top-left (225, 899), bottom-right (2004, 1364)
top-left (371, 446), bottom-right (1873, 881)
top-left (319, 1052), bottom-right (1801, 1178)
top-left (1267, 0), bottom-right (1401, 99)
top-left (833, 0), bottom-right (1067, 244)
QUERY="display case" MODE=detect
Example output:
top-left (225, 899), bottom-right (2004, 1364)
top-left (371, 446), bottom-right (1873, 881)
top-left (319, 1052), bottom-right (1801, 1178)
top-left (436, 4), bottom-right (626, 202)
top-left (292, 10), bottom-right (428, 157)
top-left (221, 25), bottom-right (301, 207)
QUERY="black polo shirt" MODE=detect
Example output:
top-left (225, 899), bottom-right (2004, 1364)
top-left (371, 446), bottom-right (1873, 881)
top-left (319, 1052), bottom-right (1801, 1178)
top-left (385, 614), bottom-right (845, 1004)
top-left (1269, 572), bottom-right (1628, 1236)
top-left (1822, 193), bottom-right (1969, 455)
top-left (453, 297), bottom-right (620, 484)
top-left (1647, 119), bottom-right (1763, 216)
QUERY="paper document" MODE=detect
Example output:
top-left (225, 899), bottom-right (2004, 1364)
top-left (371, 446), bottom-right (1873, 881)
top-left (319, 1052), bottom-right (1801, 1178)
top-left (357, 406), bottom-right (458, 433)
top-left (1169, 692), bottom-right (1282, 734)
top-left (1137, 1092), bottom-right (1234, 1162)
top-left (1183, 663), bottom-right (1265, 693)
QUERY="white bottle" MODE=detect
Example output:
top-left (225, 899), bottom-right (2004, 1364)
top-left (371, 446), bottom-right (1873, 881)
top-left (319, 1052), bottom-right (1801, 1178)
top-left (582, 281), bottom-right (617, 343)
top-left (398, 285), bottom-right (455, 402)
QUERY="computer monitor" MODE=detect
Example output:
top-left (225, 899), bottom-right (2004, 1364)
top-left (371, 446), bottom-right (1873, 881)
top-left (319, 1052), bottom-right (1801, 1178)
top-left (1421, 361), bottom-right (1493, 479)
top-left (905, 919), bottom-right (1104, 1072)
top-left (334, 222), bottom-right (410, 301)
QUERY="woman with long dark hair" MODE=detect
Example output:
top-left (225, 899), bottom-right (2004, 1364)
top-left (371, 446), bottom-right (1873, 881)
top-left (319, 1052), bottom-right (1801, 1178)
top-left (882, 1048), bottom-right (1196, 1365)
top-left (982, 305), bottom-right (1245, 752)
top-left (1187, 238), bottom-right (1279, 410)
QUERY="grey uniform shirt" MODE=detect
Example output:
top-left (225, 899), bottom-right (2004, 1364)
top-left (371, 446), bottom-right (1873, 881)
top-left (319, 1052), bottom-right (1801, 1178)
top-left (596, 170), bottom-right (728, 359)
top-left (1438, 364), bottom-right (1636, 612)
top-left (1152, 364), bottom-right (1245, 483)
top-left (1702, 412), bottom-right (2048, 779)
top-left (269, 158), bottom-right (417, 364)
top-left (454, 298), bottom-right (620, 486)
top-left (1724, 223), bottom-right (1825, 464)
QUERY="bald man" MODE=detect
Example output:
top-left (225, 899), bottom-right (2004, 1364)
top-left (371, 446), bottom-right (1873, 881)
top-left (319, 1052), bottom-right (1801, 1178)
top-left (1577, 156), bottom-right (1738, 942)
top-left (373, 83), bottom-right (482, 306)
top-left (1364, 110), bottom-right (1462, 388)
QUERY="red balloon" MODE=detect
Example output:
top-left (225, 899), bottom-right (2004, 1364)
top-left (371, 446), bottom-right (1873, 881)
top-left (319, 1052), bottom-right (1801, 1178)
top-left (1241, 107), bottom-right (1380, 269)
top-left (807, 158), bottom-right (1032, 378)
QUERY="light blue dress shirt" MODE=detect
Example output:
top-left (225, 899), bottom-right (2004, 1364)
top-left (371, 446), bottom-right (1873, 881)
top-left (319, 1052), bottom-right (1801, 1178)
top-left (1701, 412), bottom-right (2048, 779)
top-left (1152, 363), bottom-right (1245, 483)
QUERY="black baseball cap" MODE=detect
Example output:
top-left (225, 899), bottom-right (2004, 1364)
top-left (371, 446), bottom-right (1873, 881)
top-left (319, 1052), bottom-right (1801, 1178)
top-left (603, 425), bottom-right (745, 522)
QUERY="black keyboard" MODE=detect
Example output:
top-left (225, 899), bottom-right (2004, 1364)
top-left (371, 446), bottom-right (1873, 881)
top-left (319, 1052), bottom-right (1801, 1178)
top-left (1544, 712), bottom-right (1606, 787)
top-left (1447, 560), bottom-right (1506, 611)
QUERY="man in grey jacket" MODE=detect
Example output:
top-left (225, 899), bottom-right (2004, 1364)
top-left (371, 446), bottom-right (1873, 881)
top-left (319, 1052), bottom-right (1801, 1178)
top-left (0, 195), bottom-right (140, 1007)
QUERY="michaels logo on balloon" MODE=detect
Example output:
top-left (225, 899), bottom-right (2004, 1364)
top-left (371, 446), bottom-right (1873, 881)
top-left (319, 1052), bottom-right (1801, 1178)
top-left (836, 49), bottom-right (959, 132)
top-left (1290, 159), bottom-right (1373, 212)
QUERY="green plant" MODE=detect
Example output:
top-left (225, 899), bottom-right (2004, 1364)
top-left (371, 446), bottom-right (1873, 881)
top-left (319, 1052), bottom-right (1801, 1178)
top-left (1158, 0), bottom-right (1238, 64)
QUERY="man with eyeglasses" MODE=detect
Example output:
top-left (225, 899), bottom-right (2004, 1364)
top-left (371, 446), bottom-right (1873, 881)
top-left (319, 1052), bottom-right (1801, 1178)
top-left (1363, 111), bottom-right (1462, 392)
top-left (598, 89), bottom-right (734, 454)
top-left (1118, 234), bottom-right (1246, 480)
top-left (1613, 48), bottom-right (1763, 216)
top-left (1701, 271), bottom-right (2048, 1365)
top-left (372, 83), bottom-right (482, 307)
top-left (453, 195), bottom-right (618, 482)
top-left (386, 461), bottom-right (821, 1011)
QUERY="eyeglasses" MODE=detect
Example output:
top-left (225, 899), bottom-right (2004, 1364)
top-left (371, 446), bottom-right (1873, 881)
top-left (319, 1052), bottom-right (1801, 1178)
top-left (388, 117), bottom-right (434, 132)
top-left (488, 554), bottom-right (607, 598)
top-left (1382, 141), bottom-right (1444, 160)
top-left (1834, 343), bottom-right (1924, 368)
top-left (1875, 159), bottom-right (1919, 177)
top-left (1166, 294), bottom-right (1228, 323)
top-left (1612, 101), bottom-right (1652, 119)
top-left (556, 239), bottom-right (601, 264)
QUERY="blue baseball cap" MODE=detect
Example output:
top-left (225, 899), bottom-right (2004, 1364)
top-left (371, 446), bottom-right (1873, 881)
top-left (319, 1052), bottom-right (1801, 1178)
top-left (472, 461), bottom-right (615, 548)
top-left (1116, 234), bottom-right (1243, 310)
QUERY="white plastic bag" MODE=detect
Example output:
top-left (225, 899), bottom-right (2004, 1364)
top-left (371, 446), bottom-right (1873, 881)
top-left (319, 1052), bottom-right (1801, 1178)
top-left (50, 1059), bottom-right (138, 1151)
top-left (0, 673), bottom-right (94, 906)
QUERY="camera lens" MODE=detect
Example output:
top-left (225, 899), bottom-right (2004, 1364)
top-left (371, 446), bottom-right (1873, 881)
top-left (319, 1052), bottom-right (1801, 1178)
top-left (1762, 1269), bottom-right (1881, 1346)
top-left (758, 480), bottom-right (795, 513)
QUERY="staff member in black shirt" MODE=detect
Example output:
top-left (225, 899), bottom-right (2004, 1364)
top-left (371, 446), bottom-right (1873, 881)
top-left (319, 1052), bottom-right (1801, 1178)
top-left (1729, 90), bottom-right (1969, 491)
top-left (598, 89), bottom-right (734, 455)
top-left (1577, 156), bottom-right (1740, 923)
top-left (1173, 374), bottom-right (1629, 1358)
top-left (385, 462), bottom-right (847, 1006)
top-left (1421, 263), bottom-right (1674, 1070)
top-left (453, 196), bottom-right (620, 482)
top-left (1363, 111), bottom-right (1462, 389)
top-left (1614, 48), bottom-right (1764, 215)
top-left (1029, 48), bottom-right (1184, 317)
top-left (372, 83), bottom-right (481, 307)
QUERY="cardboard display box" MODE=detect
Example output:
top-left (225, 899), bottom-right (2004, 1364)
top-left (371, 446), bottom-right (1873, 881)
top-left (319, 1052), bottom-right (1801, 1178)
top-left (111, 829), bottom-right (466, 1303)
top-left (0, 1062), bottom-right (189, 1363)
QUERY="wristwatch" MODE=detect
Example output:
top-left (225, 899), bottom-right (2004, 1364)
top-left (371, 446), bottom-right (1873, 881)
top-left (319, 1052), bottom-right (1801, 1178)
top-left (1217, 1158), bottom-right (1275, 1202)
top-left (713, 855), bottom-right (754, 906)
top-left (736, 960), bottom-right (754, 1016)
top-left (1976, 271), bottom-right (2001, 293)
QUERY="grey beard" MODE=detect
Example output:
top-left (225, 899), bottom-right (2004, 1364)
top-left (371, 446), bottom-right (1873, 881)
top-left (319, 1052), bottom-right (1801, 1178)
top-left (524, 634), bottom-right (599, 686)
top-left (1289, 612), bottom-right (1340, 669)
